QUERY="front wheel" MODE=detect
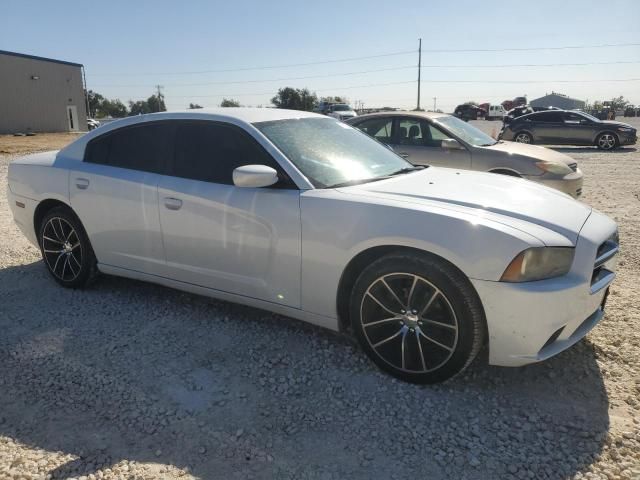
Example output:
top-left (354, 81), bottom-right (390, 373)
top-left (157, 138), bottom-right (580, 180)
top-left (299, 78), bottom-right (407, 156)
top-left (596, 132), bottom-right (618, 150)
top-left (349, 253), bottom-right (485, 384)
top-left (514, 132), bottom-right (532, 144)
top-left (38, 206), bottom-right (96, 288)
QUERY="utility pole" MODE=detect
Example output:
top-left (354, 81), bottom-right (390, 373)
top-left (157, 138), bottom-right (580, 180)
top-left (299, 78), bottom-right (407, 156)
top-left (416, 38), bottom-right (422, 111)
top-left (433, 97), bottom-right (437, 112)
top-left (155, 84), bottom-right (164, 112)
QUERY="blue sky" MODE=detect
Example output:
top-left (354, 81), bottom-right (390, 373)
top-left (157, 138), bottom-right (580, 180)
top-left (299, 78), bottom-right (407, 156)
top-left (3, 0), bottom-right (640, 111)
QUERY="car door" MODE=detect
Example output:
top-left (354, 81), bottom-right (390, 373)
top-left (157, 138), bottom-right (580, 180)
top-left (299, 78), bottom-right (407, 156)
top-left (392, 117), bottom-right (471, 169)
top-left (530, 111), bottom-right (565, 144)
top-left (562, 112), bottom-right (595, 145)
top-left (157, 120), bottom-right (302, 308)
top-left (69, 122), bottom-right (171, 275)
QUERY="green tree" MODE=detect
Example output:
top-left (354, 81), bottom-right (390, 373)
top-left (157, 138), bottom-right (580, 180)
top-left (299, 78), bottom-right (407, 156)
top-left (128, 93), bottom-right (166, 116)
top-left (271, 87), bottom-right (317, 111)
top-left (189, 103), bottom-right (203, 109)
top-left (86, 90), bottom-right (105, 118)
top-left (608, 96), bottom-right (629, 110)
top-left (101, 99), bottom-right (127, 118)
top-left (220, 98), bottom-right (241, 107)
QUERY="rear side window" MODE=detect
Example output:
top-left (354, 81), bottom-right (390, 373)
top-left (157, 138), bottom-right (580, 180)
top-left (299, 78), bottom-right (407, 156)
top-left (85, 122), bottom-right (173, 174)
top-left (172, 121), bottom-right (289, 186)
top-left (532, 112), bottom-right (563, 123)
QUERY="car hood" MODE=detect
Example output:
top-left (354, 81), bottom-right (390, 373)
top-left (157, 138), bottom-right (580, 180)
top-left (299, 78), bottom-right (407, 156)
top-left (338, 167), bottom-right (591, 243)
top-left (598, 120), bottom-right (635, 129)
top-left (481, 140), bottom-right (575, 165)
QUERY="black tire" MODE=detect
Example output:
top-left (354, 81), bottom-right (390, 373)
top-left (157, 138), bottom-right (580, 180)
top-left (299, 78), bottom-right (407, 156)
top-left (349, 252), bottom-right (485, 384)
top-left (595, 131), bottom-right (618, 150)
top-left (38, 206), bottom-right (96, 288)
top-left (514, 131), bottom-right (533, 144)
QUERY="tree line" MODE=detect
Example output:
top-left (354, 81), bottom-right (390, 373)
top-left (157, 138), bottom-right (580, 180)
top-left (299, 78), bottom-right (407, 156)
top-left (86, 87), bottom-right (347, 118)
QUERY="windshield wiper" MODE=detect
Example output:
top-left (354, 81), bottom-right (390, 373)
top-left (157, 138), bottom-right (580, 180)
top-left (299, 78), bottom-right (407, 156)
top-left (329, 166), bottom-right (426, 188)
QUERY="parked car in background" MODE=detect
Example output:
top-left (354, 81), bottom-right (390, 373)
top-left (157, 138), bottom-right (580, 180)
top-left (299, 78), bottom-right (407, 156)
top-left (8, 108), bottom-right (617, 384)
top-left (624, 106), bottom-right (637, 117)
top-left (347, 111), bottom-right (583, 197)
top-left (453, 104), bottom-right (485, 121)
top-left (326, 103), bottom-right (357, 121)
top-left (500, 109), bottom-right (637, 150)
top-left (486, 104), bottom-right (507, 121)
top-left (505, 105), bottom-right (534, 123)
top-left (87, 118), bottom-right (100, 130)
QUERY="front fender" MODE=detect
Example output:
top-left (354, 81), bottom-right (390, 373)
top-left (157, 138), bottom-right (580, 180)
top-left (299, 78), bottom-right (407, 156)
top-left (299, 190), bottom-right (545, 320)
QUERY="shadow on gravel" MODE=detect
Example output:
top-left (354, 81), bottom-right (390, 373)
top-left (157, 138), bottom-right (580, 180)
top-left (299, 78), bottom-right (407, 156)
top-left (0, 261), bottom-right (610, 480)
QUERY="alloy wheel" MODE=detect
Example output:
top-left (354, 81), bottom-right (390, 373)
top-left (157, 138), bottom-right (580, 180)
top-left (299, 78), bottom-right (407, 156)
top-left (41, 217), bottom-right (83, 282)
top-left (515, 133), bottom-right (531, 143)
top-left (359, 273), bottom-right (459, 373)
top-left (598, 133), bottom-right (616, 150)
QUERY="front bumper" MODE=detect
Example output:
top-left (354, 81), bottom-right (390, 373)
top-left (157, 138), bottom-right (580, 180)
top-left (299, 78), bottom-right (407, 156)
top-left (524, 168), bottom-right (584, 198)
top-left (619, 132), bottom-right (637, 145)
top-left (471, 209), bottom-right (618, 367)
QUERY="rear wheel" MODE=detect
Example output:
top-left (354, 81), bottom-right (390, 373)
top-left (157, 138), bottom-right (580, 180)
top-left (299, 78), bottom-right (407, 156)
top-left (514, 132), bottom-right (532, 144)
top-left (596, 132), bottom-right (618, 150)
top-left (38, 206), bottom-right (96, 288)
top-left (349, 253), bottom-right (485, 384)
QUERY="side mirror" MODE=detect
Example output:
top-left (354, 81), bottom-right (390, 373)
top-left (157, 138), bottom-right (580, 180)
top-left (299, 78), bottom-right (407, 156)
top-left (442, 138), bottom-right (464, 150)
top-left (233, 165), bottom-right (279, 188)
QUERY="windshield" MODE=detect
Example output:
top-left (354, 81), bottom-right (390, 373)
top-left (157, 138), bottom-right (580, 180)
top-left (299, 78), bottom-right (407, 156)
top-left (435, 115), bottom-right (498, 146)
top-left (254, 117), bottom-right (412, 188)
top-left (332, 104), bottom-right (351, 111)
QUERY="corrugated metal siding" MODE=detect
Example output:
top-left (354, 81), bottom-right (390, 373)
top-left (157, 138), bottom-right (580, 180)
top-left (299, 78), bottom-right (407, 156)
top-left (0, 53), bottom-right (88, 133)
top-left (530, 94), bottom-right (586, 110)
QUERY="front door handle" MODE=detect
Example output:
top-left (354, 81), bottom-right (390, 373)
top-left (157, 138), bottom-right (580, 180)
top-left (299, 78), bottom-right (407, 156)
top-left (398, 152), bottom-right (410, 158)
top-left (75, 178), bottom-right (90, 189)
top-left (164, 197), bottom-right (183, 211)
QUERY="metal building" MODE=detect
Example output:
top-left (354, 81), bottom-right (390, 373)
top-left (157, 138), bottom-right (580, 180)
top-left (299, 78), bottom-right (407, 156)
top-left (0, 50), bottom-right (88, 134)
top-left (530, 92), bottom-right (586, 110)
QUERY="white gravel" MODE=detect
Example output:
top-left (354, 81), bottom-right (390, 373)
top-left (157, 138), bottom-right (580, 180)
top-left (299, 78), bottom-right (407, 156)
top-left (1, 125), bottom-right (639, 479)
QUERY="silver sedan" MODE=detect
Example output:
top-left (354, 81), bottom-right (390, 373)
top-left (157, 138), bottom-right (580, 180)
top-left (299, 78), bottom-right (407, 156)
top-left (347, 111), bottom-right (583, 198)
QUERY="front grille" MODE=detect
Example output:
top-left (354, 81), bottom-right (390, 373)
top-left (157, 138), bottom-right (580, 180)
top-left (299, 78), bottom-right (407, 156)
top-left (568, 162), bottom-right (578, 172)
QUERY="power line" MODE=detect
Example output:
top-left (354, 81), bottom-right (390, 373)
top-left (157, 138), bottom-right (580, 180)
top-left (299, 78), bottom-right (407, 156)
top-left (87, 49), bottom-right (416, 76)
top-left (90, 65), bottom-right (417, 88)
top-left (86, 42), bottom-right (640, 77)
top-left (419, 78), bottom-right (640, 84)
top-left (89, 60), bottom-right (640, 89)
top-left (420, 42), bottom-right (640, 53)
top-left (164, 80), bottom-right (416, 98)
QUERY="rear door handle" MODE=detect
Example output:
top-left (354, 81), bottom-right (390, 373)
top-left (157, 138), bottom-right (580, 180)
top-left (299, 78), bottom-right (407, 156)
top-left (164, 197), bottom-right (182, 210)
top-left (75, 178), bottom-right (90, 189)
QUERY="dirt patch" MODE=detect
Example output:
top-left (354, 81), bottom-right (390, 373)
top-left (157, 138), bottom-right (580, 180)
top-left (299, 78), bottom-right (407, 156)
top-left (0, 132), bottom-right (84, 155)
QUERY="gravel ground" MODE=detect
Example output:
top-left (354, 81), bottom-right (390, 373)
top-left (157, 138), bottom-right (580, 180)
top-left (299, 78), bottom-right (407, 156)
top-left (1, 125), bottom-right (639, 480)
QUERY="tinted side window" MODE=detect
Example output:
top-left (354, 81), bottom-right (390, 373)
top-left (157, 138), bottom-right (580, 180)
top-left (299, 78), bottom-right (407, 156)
top-left (172, 122), bottom-right (288, 186)
top-left (85, 123), bottom-right (172, 174)
top-left (533, 112), bottom-right (563, 123)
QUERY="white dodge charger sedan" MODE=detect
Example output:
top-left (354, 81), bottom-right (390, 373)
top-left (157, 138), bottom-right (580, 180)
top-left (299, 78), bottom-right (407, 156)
top-left (8, 108), bottom-right (618, 383)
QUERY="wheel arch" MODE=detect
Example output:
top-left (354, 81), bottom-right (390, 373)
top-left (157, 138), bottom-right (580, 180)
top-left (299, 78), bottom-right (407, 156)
top-left (336, 245), bottom-right (486, 336)
top-left (33, 199), bottom-right (87, 241)
top-left (592, 129), bottom-right (619, 145)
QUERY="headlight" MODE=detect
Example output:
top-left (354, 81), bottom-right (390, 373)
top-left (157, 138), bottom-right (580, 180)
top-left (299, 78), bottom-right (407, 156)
top-left (500, 247), bottom-right (574, 282)
top-left (535, 161), bottom-right (572, 175)
top-left (617, 127), bottom-right (634, 132)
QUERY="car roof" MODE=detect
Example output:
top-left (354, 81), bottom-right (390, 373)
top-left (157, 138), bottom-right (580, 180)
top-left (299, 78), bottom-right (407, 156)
top-left (350, 110), bottom-right (449, 121)
top-left (148, 107), bottom-right (322, 123)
